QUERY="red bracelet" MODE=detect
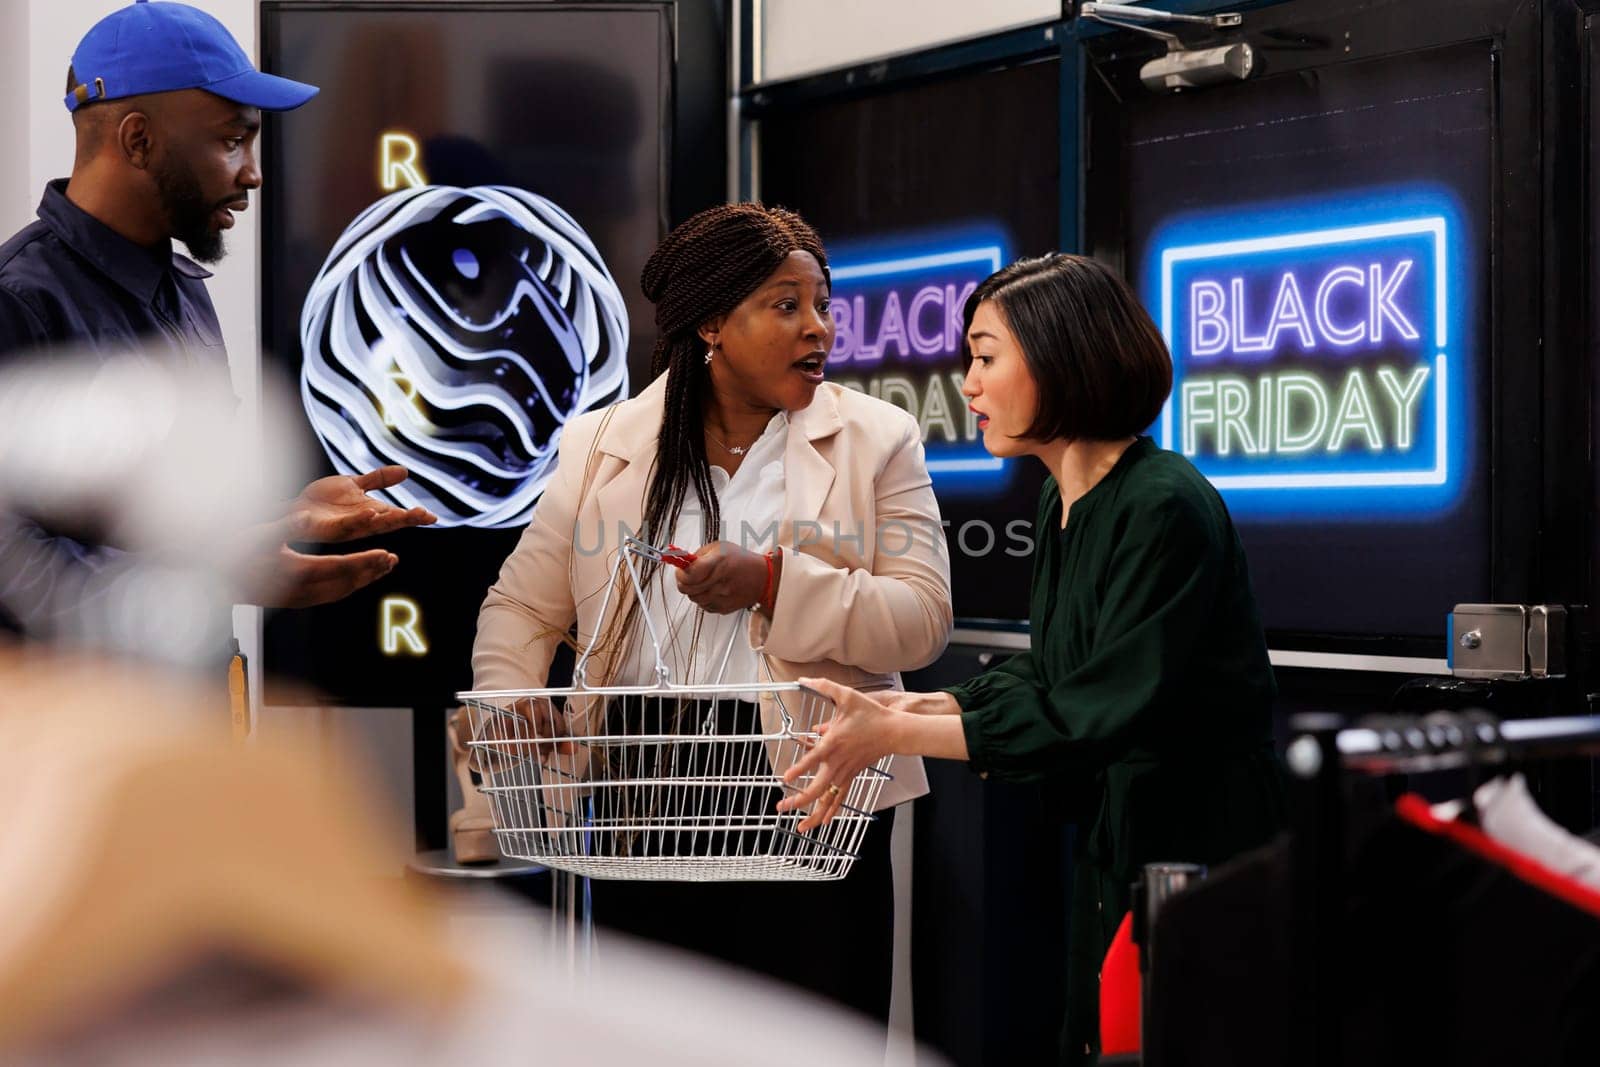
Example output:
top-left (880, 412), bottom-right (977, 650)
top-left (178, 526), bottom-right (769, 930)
top-left (760, 549), bottom-right (776, 613)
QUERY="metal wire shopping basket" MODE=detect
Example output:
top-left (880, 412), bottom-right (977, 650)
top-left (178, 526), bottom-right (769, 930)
top-left (456, 537), bottom-right (893, 882)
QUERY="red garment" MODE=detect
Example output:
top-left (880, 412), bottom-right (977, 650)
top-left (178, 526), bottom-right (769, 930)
top-left (1396, 793), bottom-right (1600, 919)
top-left (1099, 910), bottom-right (1141, 1055)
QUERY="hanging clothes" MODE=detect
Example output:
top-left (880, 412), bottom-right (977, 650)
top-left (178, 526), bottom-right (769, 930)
top-left (1143, 806), bottom-right (1600, 1066)
top-left (1396, 793), bottom-right (1600, 919)
top-left (1457, 775), bottom-right (1600, 894)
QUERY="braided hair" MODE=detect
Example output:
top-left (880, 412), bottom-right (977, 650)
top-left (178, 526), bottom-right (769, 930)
top-left (588, 204), bottom-right (828, 685)
top-left (638, 202), bottom-right (829, 553)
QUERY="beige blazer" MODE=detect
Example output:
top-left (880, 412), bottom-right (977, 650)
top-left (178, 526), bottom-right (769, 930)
top-left (472, 375), bottom-right (952, 809)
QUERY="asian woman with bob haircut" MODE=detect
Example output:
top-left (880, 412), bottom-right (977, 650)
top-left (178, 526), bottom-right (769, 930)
top-left (782, 253), bottom-right (1287, 1065)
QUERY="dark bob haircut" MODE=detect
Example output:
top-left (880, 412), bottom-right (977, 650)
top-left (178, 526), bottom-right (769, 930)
top-left (962, 253), bottom-right (1172, 443)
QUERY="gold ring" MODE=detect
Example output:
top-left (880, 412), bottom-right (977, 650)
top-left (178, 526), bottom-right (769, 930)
top-left (827, 784), bottom-right (842, 798)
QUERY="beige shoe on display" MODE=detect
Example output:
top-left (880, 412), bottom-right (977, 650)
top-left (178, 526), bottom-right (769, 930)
top-left (448, 707), bottom-right (501, 865)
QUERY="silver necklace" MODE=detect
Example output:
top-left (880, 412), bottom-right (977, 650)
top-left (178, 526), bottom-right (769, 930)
top-left (705, 428), bottom-right (754, 455)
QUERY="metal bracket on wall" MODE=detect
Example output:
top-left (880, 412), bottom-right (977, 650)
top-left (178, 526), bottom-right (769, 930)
top-left (1449, 603), bottom-right (1570, 680)
top-left (1078, 2), bottom-right (1253, 92)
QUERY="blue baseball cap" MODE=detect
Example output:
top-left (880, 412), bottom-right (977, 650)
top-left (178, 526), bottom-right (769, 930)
top-left (65, 0), bottom-right (318, 113)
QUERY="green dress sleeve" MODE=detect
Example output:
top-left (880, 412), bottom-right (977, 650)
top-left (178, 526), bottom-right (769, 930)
top-left (948, 487), bottom-right (1226, 783)
top-left (942, 481), bottom-right (1050, 719)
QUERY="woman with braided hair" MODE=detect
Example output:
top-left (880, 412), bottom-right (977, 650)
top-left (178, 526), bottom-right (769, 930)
top-left (473, 203), bottom-right (952, 1021)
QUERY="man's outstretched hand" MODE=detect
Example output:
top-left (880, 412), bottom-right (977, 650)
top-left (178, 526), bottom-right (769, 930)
top-left (261, 545), bottom-right (398, 609)
top-left (243, 465), bottom-right (437, 608)
top-left (286, 465), bottom-right (437, 543)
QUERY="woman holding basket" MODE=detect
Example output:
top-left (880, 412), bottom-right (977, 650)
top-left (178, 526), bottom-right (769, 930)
top-left (471, 203), bottom-right (952, 1022)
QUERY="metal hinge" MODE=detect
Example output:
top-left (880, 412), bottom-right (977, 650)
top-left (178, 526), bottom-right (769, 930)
top-left (1078, 3), bottom-right (1253, 93)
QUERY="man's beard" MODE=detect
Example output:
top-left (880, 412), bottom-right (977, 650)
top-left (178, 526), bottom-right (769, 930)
top-left (155, 155), bottom-right (228, 264)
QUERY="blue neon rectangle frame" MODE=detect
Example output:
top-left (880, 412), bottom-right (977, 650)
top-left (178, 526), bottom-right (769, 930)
top-left (1160, 217), bottom-right (1448, 488)
top-left (1143, 185), bottom-right (1473, 518)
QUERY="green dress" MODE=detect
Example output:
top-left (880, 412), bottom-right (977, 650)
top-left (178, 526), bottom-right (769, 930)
top-left (944, 437), bottom-right (1286, 1066)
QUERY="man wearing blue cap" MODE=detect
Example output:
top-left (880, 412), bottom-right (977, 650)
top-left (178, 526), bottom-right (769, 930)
top-left (0, 1), bottom-right (435, 632)
top-left (0, 0), bottom-right (319, 354)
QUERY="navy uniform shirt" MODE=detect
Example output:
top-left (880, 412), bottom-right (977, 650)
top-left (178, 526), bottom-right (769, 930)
top-left (0, 179), bottom-right (227, 361)
top-left (0, 180), bottom-right (230, 636)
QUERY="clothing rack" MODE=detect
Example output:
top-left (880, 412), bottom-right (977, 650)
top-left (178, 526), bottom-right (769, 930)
top-left (1283, 710), bottom-right (1600, 1066)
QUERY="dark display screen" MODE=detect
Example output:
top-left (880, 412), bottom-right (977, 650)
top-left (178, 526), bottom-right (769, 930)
top-left (261, 3), bottom-right (670, 705)
top-left (758, 59), bottom-right (1060, 624)
top-left (1115, 42), bottom-right (1494, 642)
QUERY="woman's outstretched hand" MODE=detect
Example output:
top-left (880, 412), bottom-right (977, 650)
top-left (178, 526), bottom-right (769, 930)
top-left (778, 677), bottom-right (903, 832)
top-left (778, 681), bottom-right (971, 830)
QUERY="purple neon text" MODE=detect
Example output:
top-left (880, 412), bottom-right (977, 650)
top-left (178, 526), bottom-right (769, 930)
top-left (829, 282), bottom-right (980, 365)
top-left (1188, 259), bottom-right (1420, 358)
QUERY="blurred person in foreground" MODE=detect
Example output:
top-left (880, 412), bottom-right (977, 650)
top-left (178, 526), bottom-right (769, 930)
top-left (780, 254), bottom-right (1287, 1065)
top-left (0, 649), bottom-right (914, 1067)
top-left (0, 1), bottom-right (433, 635)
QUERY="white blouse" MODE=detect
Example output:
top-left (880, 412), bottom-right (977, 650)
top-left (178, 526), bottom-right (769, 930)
top-left (613, 412), bottom-right (788, 688)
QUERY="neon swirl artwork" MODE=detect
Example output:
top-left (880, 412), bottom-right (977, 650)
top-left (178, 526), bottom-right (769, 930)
top-left (299, 185), bottom-right (629, 528)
